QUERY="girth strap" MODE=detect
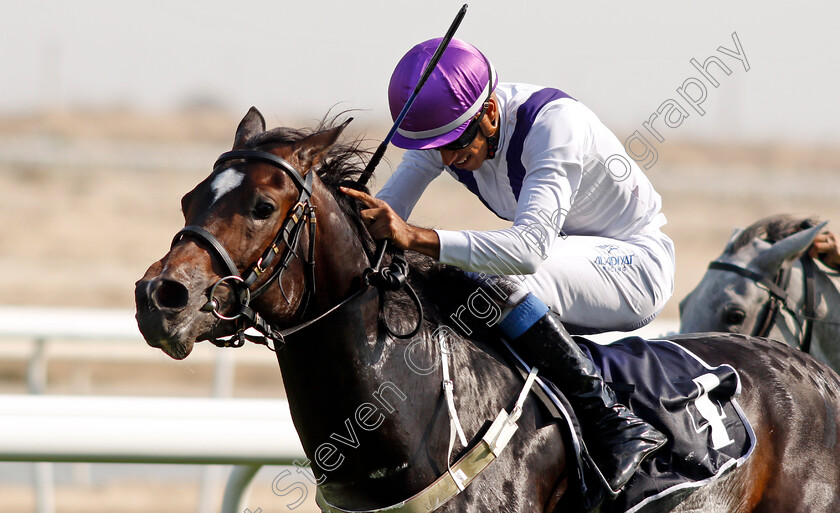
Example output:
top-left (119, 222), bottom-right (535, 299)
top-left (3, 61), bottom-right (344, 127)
top-left (315, 444), bottom-right (496, 513)
top-left (315, 369), bottom-right (540, 513)
top-left (439, 331), bottom-right (468, 490)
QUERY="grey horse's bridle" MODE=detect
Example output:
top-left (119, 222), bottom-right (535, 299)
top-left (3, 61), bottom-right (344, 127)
top-left (707, 257), bottom-right (818, 352)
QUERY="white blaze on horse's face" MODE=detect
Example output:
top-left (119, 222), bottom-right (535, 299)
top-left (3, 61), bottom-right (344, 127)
top-left (210, 168), bottom-right (245, 206)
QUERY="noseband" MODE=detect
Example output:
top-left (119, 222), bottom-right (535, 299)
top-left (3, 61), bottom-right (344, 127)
top-left (708, 257), bottom-right (818, 352)
top-left (171, 149), bottom-right (321, 347)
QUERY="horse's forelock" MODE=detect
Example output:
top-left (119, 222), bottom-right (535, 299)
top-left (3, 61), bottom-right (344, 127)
top-left (248, 119), bottom-right (369, 189)
top-left (727, 214), bottom-right (821, 254)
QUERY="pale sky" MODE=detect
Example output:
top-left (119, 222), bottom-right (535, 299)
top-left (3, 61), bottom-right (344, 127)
top-left (1, 0), bottom-right (838, 143)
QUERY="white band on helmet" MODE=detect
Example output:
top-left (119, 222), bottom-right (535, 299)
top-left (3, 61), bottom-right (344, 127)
top-left (397, 61), bottom-right (497, 141)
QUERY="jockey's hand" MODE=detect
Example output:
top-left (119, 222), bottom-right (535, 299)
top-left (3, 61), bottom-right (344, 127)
top-left (340, 187), bottom-right (440, 259)
top-left (809, 230), bottom-right (840, 270)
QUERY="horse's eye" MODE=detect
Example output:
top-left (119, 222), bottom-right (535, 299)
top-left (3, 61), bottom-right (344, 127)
top-left (253, 202), bottom-right (275, 220)
top-left (723, 308), bottom-right (746, 326)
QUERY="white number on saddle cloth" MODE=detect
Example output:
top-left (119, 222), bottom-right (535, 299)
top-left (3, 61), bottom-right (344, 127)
top-left (687, 373), bottom-right (735, 450)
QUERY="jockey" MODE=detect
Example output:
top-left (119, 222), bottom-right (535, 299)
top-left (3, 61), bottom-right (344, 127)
top-left (810, 230), bottom-right (840, 269)
top-left (342, 38), bottom-right (673, 492)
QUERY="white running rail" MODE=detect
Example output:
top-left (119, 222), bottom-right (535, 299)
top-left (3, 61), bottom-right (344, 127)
top-left (0, 306), bottom-right (291, 513)
top-left (0, 395), bottom-right (305, 513)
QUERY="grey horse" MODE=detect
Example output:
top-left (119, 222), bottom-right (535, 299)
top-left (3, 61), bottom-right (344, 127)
top-left (680, 214), bottom-right (840, 373)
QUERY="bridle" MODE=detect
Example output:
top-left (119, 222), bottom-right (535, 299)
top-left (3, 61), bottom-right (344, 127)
top-left (170, 148), bottom-right (422, 350)
top-left (707, 256), bottom-right (818, 352)
top-left (172, 149), bottom-right (329, 349)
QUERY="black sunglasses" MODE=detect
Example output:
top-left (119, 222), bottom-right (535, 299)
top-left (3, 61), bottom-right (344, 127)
top-left (440, 104), bottom-right (488, 151)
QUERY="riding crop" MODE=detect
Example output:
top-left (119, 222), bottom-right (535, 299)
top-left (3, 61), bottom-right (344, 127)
top-left (353, 4), bottom-right (469, 318)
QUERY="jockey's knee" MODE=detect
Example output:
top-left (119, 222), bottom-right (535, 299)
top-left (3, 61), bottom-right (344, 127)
top-left (445, 272), bottom-right (522, 337)
top-left (619, 283), bottom-right (672, 331)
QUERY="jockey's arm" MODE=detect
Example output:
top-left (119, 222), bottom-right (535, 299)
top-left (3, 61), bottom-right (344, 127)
top-left (432, 116), bottom-right (580, 275)
top-left (432, 165), bottom-right (573, 275)
top-left (341, 160), bottom-right (574, 275)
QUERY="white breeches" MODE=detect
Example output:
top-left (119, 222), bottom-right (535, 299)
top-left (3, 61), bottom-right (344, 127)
top-left (507, 230), bottom-right (675, 333)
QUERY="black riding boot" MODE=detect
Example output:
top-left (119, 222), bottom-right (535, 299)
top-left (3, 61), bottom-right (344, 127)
top-left (510, 308), bottom-right (667, 492)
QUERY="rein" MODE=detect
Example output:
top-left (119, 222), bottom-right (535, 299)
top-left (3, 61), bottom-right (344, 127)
top-left (707, 256), bottom-right (819, 352)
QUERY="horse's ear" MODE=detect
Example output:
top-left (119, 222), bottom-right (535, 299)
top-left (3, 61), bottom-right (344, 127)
top-left (232, 107), bottom-right (266, 149)
top-left (752, 221), bottom-right (828, 274)
top-left (294, 118), bottom-right (353, 171)
top-left (723, 227), bottom-right (744, 254)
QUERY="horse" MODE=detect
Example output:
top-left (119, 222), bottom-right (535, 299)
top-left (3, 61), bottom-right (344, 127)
top-left (136, 107), bottom-right (840, 512)
top-left (679, 214), bottom-right (840, 373)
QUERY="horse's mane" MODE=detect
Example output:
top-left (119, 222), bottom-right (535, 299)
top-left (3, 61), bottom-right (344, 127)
top-left (727, 214), bottom-right (822, 254)
top-left (250, 117), bottom-right (513, 337)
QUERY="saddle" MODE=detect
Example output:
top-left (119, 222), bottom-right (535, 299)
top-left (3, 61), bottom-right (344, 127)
top-left (503, 335), bottom-right (756, 513)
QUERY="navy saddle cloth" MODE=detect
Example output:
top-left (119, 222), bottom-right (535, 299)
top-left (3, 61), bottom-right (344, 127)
top-left (526, 336), bottom-right (756, 513)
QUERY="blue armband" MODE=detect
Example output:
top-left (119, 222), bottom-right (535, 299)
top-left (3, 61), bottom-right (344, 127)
top-left (498, 294), bottom-right (549, 340)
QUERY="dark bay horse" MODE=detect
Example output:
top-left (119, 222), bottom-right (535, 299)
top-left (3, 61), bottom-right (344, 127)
top-left (136, 108), bottom-right (840, 512)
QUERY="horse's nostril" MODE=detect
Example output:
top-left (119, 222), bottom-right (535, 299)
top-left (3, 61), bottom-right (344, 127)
top-left (154, 279), bottom-right (190, 310)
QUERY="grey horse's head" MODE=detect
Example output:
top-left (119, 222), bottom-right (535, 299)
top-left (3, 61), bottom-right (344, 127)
top-left (679, 215), bottom-right (827, 335)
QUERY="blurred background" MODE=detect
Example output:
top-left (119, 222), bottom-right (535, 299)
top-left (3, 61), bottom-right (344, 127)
top-left (0, 1), bottom-right (838, 512)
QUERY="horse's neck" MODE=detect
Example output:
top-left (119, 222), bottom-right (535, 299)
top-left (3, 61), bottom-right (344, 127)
top-left (814, 264), bottom-right (840, 317)
top-left (772, 262), bottom-right (840, 364)
top-left (275, 259), bottom-right (533, 503)
top-left (273, 181), bottom-right (447, 486)
top-left (276, 308), bottom-right (450, 499)
top-left (309, 180), bottom-right (371, 313)
top-left (803, 266), bottom-right (840, 368)
top-left (278, 311), bottom-right (537, 506)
